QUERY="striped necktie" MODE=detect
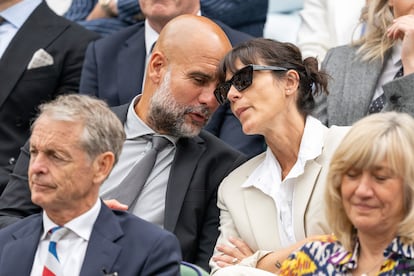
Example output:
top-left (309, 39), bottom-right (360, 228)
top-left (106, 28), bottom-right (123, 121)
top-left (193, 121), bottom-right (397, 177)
top-left (368, 66), bottom-right (404, 114)
top-left (43, 226), bottom-right (69, 276)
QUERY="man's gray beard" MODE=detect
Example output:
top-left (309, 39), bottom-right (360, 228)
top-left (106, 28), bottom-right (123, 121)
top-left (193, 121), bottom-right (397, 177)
top-left (147, 70), bottom-right (210, 137)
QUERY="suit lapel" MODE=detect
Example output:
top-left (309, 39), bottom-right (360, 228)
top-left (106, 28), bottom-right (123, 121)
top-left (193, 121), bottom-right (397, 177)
top-left (164, 136), bottom-right (205, 232)
top-left (243, 187), bottom-right (281, 250)
top-left (0, 216), bottom-right (42, 275)
top-left (0, 2), bottom-right (69, 108)
top-left (80, 203), bottom-right (123, 276)
top-left (292, 159), bottom-right (322, 241)
top-left (118, 23), bottom-right (146, 104)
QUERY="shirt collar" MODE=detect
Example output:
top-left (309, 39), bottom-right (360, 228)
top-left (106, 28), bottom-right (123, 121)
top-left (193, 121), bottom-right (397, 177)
top-left (391, 40), bottom-right (402, 67)
top-left (242, 115), bottom-right (325, 190)
top-left (41, 199), bottom-right (101, 241)
top-left (125, 95), bottom-right (155, 139)
top-left (144, 20), bottom-right (159, 57)
top-left (0, 0), bottom-right (41, 28)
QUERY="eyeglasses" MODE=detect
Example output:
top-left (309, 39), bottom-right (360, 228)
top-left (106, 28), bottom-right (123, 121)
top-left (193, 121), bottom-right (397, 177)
top-left (214, 64), bottom-right (288, 105)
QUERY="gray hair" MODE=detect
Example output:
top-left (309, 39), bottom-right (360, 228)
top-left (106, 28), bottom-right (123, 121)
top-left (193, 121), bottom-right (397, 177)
top-left (32, 94), bottom-right (125, 164)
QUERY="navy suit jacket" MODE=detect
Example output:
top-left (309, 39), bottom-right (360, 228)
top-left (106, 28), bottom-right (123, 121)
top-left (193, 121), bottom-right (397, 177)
top-left (79, 19), bottom-right (265, 158)
top-left (0, 2), bottom-right (100, 194)
top-left (0, 202), bottom-right (181, 275)
top-left (65, 0), bottom-right (268, 37)
top-left (0, 103), bottom-right (247, 271)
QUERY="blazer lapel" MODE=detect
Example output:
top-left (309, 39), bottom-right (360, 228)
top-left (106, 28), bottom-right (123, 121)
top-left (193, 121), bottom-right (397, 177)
top-left (292, 160), bottom-right (322, 241)
top-left (117, 24), bottom-right (146, 104)
top-left (0, 2), bottom-right (69, 108)
top-left (0, 217), bottom-right (42, 275)
top-left (80, 203), bottom-right (123, 276)
top-left (164, 136), bottom-right (205, 232)
top-left (243, 187), bottom-right (281, 250)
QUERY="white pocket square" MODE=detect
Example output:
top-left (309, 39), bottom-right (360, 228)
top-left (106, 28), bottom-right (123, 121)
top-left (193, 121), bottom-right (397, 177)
top-left (27, 48), bottom-right (54, 69)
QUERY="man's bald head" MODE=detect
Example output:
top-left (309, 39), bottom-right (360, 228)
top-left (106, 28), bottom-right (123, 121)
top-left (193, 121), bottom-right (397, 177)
top-left (137, 15), bottom-right (232, 136)
top-left (154, 14), bottom-right (231, 60)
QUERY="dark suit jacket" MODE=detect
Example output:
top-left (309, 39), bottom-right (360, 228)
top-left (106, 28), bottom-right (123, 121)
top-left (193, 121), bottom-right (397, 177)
top-left (79, 19), bottom-right (265, 158)
top-left (0, 202), bottom-right (181, 275)
top-left (0, 2), bottom-right (100, 194)
top-left (0, 103), bottom-right (247, 271)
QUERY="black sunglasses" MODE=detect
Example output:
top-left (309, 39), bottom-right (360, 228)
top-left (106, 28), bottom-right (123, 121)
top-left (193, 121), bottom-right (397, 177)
top-left (214, 64), bottom-right (288, 105)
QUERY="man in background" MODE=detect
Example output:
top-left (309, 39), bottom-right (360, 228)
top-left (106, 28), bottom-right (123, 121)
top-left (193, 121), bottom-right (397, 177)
top-left (0, 0), bottom-right (100, 194)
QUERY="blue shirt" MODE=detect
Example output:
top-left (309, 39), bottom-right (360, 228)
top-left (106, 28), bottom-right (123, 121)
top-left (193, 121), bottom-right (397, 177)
top-left (0, 0), bottom-right (41, 58)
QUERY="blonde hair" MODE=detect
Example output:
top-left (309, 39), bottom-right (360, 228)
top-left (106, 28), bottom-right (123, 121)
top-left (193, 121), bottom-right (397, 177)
top-left (352, 0), bottom-right (394, 62)
top-left (325, 112), bottom-right (414, 251)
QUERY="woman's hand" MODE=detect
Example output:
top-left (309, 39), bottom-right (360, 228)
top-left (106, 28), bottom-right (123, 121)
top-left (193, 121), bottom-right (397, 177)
top-left (212, 237), bottom-right (254, 267)
top-left (387, 14), bottom-right (414, 75)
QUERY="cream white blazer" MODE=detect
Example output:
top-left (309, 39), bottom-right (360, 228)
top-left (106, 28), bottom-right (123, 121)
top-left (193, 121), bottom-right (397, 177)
top-left (210, 125), bottom-right (349, 273)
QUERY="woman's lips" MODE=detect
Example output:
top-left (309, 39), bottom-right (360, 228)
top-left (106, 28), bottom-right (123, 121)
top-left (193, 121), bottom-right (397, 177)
top-left (235, 107), bottom-right (249, 119)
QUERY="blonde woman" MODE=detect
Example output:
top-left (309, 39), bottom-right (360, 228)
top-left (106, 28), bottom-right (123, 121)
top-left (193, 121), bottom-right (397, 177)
top-left (314, 0), bottom-right (414, 126)
top-left (280, 112), bottom-right (414, 275)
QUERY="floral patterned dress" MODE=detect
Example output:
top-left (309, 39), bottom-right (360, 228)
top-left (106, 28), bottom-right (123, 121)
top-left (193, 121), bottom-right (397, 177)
top-left (280, 235), bottom-right (414, 275)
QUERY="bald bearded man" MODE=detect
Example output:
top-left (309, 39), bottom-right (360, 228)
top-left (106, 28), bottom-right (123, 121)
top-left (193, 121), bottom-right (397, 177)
top-left (0, 15), bottom-right (247, 271)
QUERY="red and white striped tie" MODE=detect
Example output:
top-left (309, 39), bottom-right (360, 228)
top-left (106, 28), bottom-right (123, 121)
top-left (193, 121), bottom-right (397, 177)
top-left (42, 226), bottom-right (69, 276)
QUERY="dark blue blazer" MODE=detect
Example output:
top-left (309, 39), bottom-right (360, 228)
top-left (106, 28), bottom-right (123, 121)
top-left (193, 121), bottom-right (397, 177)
top-left (79, 19), bottom-right (265, 158)
top-left (0, 202), bottom-right (181, 275)
top-left (0, 104), bottom-right (247, 271)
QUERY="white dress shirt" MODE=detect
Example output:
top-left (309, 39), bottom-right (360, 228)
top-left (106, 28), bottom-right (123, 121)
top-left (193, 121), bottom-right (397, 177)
top-left (30, 199), bottom-right (101, 276)
top-left (241, 116), bottom-right (325, 247)
top-left (100, 96), bottom-right (177, 227)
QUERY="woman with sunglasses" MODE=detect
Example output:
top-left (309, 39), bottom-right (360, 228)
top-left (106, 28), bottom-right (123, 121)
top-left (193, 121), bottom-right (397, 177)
top-left (209, 38), bottom-right (350, 275)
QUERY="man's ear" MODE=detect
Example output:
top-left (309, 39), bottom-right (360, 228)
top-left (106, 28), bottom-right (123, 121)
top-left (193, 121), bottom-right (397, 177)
top-left (92, 152), bottom-right (115, 186)
top-left (285, 69), bottom-right (300, 96)
top-left (147, 51), bottom-right (167, 84)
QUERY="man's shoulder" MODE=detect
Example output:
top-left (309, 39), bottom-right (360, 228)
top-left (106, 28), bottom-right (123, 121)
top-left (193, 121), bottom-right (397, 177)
top-left (31, 2), bottom-right (99, 41)
top-left (0, 213), bottom-right (41, 240)
top-left (92, 21), bottom-right (145, 48)
top-left (110, 104), bottom-right (130, 122)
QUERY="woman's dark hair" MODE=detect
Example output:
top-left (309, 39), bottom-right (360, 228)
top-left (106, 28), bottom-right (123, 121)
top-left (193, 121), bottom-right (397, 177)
top-left (218, 38), bottom-right (329, 115)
